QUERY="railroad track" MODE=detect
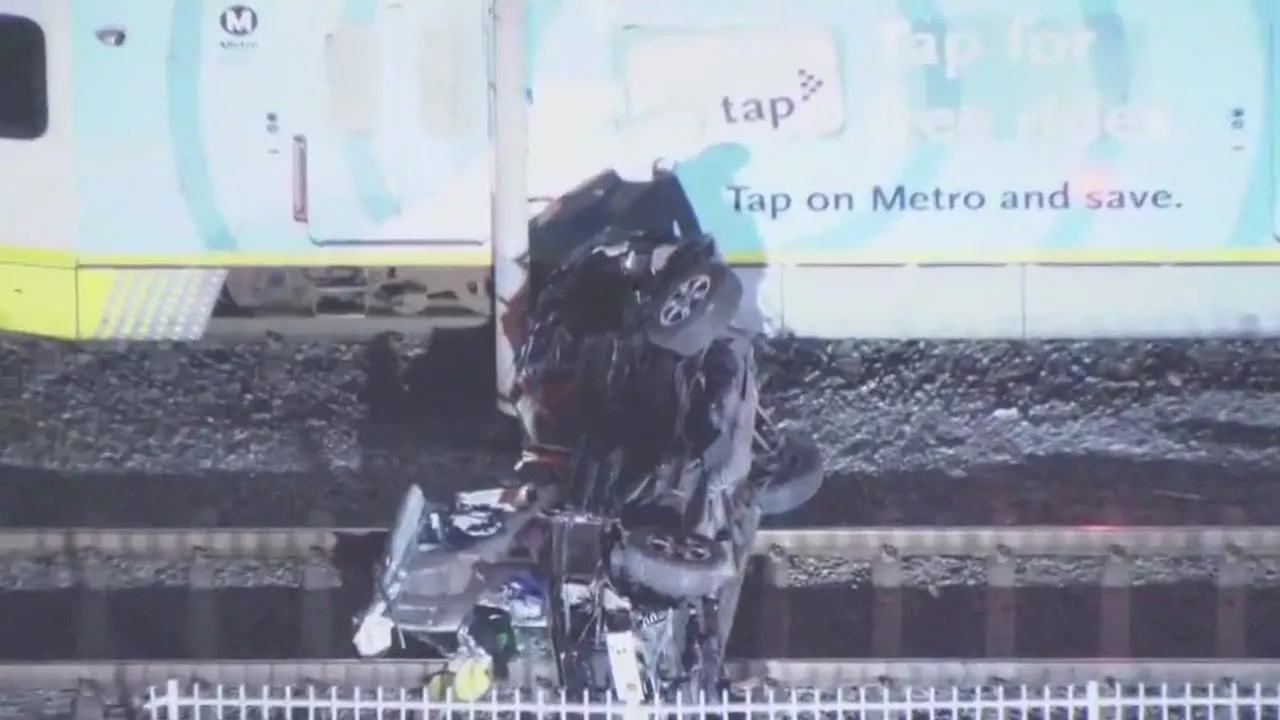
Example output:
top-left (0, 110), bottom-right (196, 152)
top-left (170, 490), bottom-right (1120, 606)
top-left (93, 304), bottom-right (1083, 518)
top-left (3, 524), bottom-right (1280, 693)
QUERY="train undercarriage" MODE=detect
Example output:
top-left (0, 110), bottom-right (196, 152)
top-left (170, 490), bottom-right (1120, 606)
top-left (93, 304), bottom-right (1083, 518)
top-left (212, 266), bottom-right (495, 336)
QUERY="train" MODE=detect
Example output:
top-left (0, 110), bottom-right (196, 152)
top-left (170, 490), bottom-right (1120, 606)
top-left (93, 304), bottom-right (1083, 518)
top-left (4, 0), bottom-right (1280, 412)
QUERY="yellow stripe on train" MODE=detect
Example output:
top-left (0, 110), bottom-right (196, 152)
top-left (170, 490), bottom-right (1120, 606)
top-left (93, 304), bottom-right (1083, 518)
top-left (0, 244), bottom-right (492, 339)
top-left (13, 243), bottom-right (1280, 271)
top-left (0, 263), bottom-right (224, 340)
top-left (8, 242), bottom-right (1280, 340)
top-left (66, 248), bottom-right (1280, 266)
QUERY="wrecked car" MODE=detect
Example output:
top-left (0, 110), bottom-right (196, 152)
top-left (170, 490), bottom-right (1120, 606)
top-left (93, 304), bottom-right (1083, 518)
top-left (539, 323), bottom-right (826, 701)
top-left (350, 167), bottom-right (826, 703)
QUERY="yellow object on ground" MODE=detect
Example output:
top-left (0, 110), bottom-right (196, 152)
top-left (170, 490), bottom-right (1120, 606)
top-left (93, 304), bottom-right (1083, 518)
top-left (425, 655), bottom-right (493, 702)
top-left (451, 655), bottom-right (494, 701)
top-left (424, 671), bottom-right (453, 700)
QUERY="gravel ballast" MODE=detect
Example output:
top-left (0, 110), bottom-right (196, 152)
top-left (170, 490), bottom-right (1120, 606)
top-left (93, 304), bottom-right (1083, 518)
top-left (2, 333), bottom-right (1280, 527)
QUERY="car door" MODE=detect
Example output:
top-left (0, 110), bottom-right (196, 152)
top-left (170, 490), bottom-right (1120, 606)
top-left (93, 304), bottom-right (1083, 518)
top-left (379, 483), bottom-right (429, 601)
top-left (296, 0), bottom-right (491, 249)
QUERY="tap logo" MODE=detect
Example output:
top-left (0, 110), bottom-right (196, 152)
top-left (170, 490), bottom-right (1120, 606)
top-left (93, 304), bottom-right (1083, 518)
top-left (720, 68), bottom-right (827, 130)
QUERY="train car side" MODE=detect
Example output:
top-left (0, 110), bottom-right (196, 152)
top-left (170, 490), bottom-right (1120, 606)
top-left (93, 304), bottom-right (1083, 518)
top-left (0, 0), bottom-right (496, 341)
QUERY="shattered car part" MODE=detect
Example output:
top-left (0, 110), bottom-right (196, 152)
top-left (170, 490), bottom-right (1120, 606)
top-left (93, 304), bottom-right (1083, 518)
top-left (352, 167), bottom-right (827, 703)
top-left (514, 168), bottom-right (744, 452)
top-left (351, 483), bottom-right (551, 658)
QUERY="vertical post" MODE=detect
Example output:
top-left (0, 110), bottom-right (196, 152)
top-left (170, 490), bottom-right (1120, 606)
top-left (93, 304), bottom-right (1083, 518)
top-left (1216, 543), bottom-right (1250, 657)
top-left (187, 510), bottom-right (219, 659)
top-left (870, 544), bottom-right (903, 657)
top-left (544, 519), bottom-right (572, 687)
top-left (301, 510), bottom-right (335, 657)
top-left (758, 549), bottom-right (791, 659)
top-left (1217, 506), bottom-right (1250, 657)
top-left (71, 680), bottom-right (105, 720)
top-left (984, 545), bottom-right (1017, 657)
top-left (1099, 544), bottom-right (1131, 658)
top-left (1084, 680), bottom-right (1101, 720)
top-left (76, 527), bottom-right (112, 659)
top-left (491, 0), bottom-right (530, 416)
top-left (164, 679), bottom-right (182, 720)
top-left (985, 498), bottom-right (1018, 659)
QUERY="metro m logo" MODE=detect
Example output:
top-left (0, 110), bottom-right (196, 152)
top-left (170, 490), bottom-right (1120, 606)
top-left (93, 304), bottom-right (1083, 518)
top-left (219, 5), bottom-right (258, 36)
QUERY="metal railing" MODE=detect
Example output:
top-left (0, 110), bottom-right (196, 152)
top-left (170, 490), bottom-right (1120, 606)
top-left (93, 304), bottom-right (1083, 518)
top-left (140, 679), bottom-right (1280, 719)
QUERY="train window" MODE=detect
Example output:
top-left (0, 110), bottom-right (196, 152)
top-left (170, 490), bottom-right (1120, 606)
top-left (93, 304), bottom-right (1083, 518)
top-left (324, 23), bottom-right (376, 132)
top-left (0, 14), bottom-right (48, 140)
top-left (417, 19), bottom-right (485, 136)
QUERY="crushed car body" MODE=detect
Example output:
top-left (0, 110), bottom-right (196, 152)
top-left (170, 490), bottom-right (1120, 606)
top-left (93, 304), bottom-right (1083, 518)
top-left (351, 167), bottom-right (827, 701)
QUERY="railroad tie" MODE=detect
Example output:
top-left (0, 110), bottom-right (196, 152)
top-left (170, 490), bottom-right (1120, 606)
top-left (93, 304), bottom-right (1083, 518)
top-left (1216, 542), bottom-right (1251, 658)
top-left (1099, 542), bottom-right (1132, 658)
top-left (187, 508), bottom-right (220, 659)
top-left (870, 542), bottom-right (903, 658)
top-left (1215, 504), bottom-right (1252, 659)
top-left (985, 543), bottom-right (1017, 658)
top-left (300, 509), bottom-right (335, 657)
top-left (757, 548), bottom-right (791, 659)
top-left (70, 680), bottom-right (106, 720)
top-left (75, 524), bottom-right (112, 660)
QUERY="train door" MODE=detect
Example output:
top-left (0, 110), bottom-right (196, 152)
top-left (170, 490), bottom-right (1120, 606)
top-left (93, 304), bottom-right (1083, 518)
top-left (297, 0), bottom-right (491, 248)
top-left (1272, 12), bottom-right (1280, 242)
top-left (0, 0), bottom-right (83, 338)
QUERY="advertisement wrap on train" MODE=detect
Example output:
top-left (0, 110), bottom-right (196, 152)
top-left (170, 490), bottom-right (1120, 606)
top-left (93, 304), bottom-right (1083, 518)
top-left (0, 0), bottom-right (1279, 348)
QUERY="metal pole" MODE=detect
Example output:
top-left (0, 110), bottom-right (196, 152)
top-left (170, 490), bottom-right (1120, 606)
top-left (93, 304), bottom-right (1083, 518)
top-left (491, 0), bottom-right (529, 416)
top-left (546, 519), bottom-right (572, 689)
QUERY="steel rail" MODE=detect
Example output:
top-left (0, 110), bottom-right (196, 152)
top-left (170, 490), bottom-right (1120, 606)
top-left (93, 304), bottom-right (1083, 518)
top-left (0, 575), bottom-right (1266, 661)
top-left (3, 526), bottom-right (1280, 558)
top-left (4, 658), bottom-right (1280, 693)
top-left (0, 527), bottom-right (349, 557)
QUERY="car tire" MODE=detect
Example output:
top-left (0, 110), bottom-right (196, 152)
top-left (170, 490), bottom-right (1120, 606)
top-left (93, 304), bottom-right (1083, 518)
top-left (438, 516), bottom-right (519, 571)
top-left (757, 434), bottom-right (825, 517)
top-left (444, 507), bottom-right (507, 543)
top-left (447, 504), bottom-right (544, 566)
top-left (616, 526), bottom-right (735, 599)
top-left (643, 263), bottom-right (743, 358)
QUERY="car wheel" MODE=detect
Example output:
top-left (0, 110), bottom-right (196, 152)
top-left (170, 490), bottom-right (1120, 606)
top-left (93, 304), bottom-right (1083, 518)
top-left (447, 508), bottom-right (506, 539)
top-left (643, 263), bottom-right (743, 357)
top-left (616, 526), bottom-right (735, 599)
top-left (757, 433), bottom-right (825, 517)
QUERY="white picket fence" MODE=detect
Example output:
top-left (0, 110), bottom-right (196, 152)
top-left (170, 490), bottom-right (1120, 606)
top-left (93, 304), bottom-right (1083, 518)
top-left (141, 679), bottom-right (1280, 719)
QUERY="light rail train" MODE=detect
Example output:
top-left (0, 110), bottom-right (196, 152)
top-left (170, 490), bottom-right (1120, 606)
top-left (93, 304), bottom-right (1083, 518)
top-left (3, 0), bottom-right (1280, 410)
